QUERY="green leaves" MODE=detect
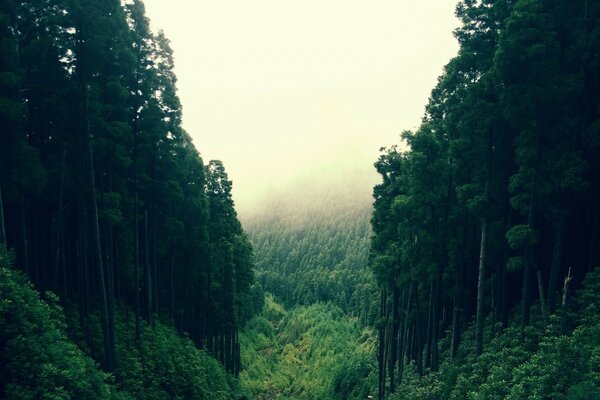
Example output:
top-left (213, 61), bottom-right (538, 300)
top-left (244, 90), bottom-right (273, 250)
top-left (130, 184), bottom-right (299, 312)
top-left (240, 298), bottom-right (377, 400)
top-left (505, 224), bottom-right (538, 251)
top-left (0, 267), bottom-right (115, 399)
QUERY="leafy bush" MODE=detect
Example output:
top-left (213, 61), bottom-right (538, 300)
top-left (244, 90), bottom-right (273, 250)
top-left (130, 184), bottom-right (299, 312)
top-left (0, 266), bottom-right (118, 399)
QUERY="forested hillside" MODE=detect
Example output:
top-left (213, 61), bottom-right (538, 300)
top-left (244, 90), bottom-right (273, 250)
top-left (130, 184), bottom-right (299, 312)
top-left (238, 174), bottom-right (380, 398)
top-left (0, 0), bottom-right (259, 397)
top-left (244, 172), bottom-right (378, 323)
top-left (370, 0), bottom-right (600, 399)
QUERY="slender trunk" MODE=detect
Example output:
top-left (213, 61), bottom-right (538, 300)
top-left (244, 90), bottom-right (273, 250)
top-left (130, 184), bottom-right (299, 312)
top-left (588, 207), bottom-right (598, 273)
top-left (475, 128), bottom-right (493, 356)
top-left (522, 124), bottom-right (541, 333)
top-left (547, 213), bottom-right (565, 313)
top-left (501, 209), bottom-right (513, 327)
top-left (106, 225), bottom-right (117, 369)
top-left (450, 273), bottom-right (462, 359)
top-left (61, 216), bottom-right (68, 302)
top-left (54, 145), bottom-right (67, 294)
top-left (378, 288), bottom-right (387, 400)
top-left (131, 44), bottom-right (142, 344)
top-left (414, 284), bottom-right (423, 376)
top-left (560, 268), bottom-right (572, 335)
top-left (425, 278), bottom-right (434, 370)
top-left (389, 283), bottom-right (400, 393)
top-left (235, 330), bottom-right (241, 377)
top-left (537, 270), bottom-right (547, 325)
top-left (106, 176), bottom-right (116, 367)
top-left (134, 193), bottom-right (141, 344)
top-left (152, 219), bottom-right (158, 315)
top-left (0, 186), bottom-right (6, 248)
top-left (219, 333), bottom-right (225, 365)
top-left (76, 21), bottom-right (113, 371)
top-left (451, 214), bottom-right (468, 358)
top-left (491, 273), bottom-right (496, 337)
top-left (20, 201), bottom-right (29, 275)
top-left (85, 86), bottom-right (113, 373)
top-left (475, 214), bottom-right (488, 356)
top-left (396, 289), bottom-right (406, 386)
top-left (431, 269), bottom-right (441, 371)
top-left (145, 209), bottom-right (152, 323)
top-left (77, 200), bottom-right (91, 349)
top-left (170, 238), bottom-right (175, 320)
top-left (521, 254), bottom-right (532, 333)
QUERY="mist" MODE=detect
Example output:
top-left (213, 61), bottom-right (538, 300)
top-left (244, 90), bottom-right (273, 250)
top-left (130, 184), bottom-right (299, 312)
top-left (141, 0), bottom-right (460, 217)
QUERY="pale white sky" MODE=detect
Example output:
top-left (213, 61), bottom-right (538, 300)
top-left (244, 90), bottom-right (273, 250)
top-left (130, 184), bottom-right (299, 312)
top-left (142, 0), bottom-right (460, 216)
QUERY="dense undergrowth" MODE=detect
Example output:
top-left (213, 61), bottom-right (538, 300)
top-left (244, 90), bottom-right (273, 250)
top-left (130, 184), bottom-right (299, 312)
top-left (386, 267), bottom-right (600, 400)
top-left (0, 254), bottom-right (238, 400)
top-left (239, 295), bottom-right (377, 400)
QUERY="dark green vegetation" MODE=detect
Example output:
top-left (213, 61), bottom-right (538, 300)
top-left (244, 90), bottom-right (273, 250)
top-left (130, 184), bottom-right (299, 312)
top-left (239, 177), bottom-right (381, 399)
top-left (2, 0), bottom-right (600, 398)
top-left (371, 0), bottom-right (600, 399)
top-left (0, 0), bottom-right (259, 397)
top-left (240, 295), bottom-right (376, 400)
top-left (0, 252), bottom-right (237, 399)
top-left (245, 174), bottom-right (378, 323)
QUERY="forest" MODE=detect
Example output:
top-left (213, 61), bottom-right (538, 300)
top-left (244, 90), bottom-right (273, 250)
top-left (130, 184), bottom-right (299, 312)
top-left (239, 176), bottom-right (379, 399)
top-left (1, 0), bottom-right (600, 399)
top-left (369, 0), bottom-right (600, 399)
top-left (1, 0), bottom-right (259, 398)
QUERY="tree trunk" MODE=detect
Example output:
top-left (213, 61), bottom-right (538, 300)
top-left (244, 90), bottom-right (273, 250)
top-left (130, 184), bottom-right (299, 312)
top-left (145, 209), bottom-right (152, 324)
top-left (475, 128), bottom-right (493, 356)
top-left (20, 201), bottom-right (29, 275)
top-left (388, 283), bottom-right (400, 393)
top-left (76, 20), bottom-right (114, 371)
top-left (451, 213), bottom-right (468, 358)
top-left (547, 212), bottom-right (565, 313)
top-left (152, 218), bottom-right (158, 315)
top-left (431, 269), bottom-right (441, 371)
top-left (522, 124), bottom-right (541, 334)
top-left (85, 85), bottom-right (114, 373)
top-left (414, 284), bottom-right (423, 376)
top-left (0, 186), bottom-right (6, 248)
top-left (475, 213), bottom-right (488, 356)
top-left (398, 283), bottom-right (413, 386)
top-left (537, 270), bottom-right (547, 325)
top-left (560, 268), bottom-right (572, 335)
top-left (54, 145), bottom-right (67, 295)
top-left (170, 238), bottom-right (175, 320)
top-left (377, 288), bottom-right (387, 400)
top-left (425, 278), bottom-right (434, 370)
top-left (134, 192), bottom-right (141, 344)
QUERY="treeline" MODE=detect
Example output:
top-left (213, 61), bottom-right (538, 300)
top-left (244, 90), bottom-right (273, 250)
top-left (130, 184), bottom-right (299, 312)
top-left (371, 0), bottom-right (599, 399)
top-left (245, 178), bottom-right (378, 324)
top-left (0, 0), bottom-right (259, 380)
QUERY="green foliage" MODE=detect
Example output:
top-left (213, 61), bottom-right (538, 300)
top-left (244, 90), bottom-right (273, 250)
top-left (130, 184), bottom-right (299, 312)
top-left (0, 266), bottom-right (116, 399)
top-left (505, 224), bottom-right (538, 251)
top-left (246, 178), bottom-right (377, 324)
top-left (376, 267), bottom-right (600, 400)
top-left (239, 296), bottom-right (377, 400)
top-left (112, 311), bottom-right (236, 400)
top-left (370, 0), bottom-right (600, 398)
top-left (0, 0), bottom-right (258, 382)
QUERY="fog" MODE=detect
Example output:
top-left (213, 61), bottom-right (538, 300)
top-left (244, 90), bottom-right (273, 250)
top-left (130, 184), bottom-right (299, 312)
top-left (141, 0), bottom-right (460, 217)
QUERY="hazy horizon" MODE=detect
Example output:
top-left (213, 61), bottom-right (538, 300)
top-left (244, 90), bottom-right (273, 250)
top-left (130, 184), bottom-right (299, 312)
top-left (141, 0), bottom-right (460, 216)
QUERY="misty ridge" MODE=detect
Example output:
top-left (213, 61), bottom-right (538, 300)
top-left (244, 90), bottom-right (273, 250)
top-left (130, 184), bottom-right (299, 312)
top-left (240, 165), bottom-right (379, 228)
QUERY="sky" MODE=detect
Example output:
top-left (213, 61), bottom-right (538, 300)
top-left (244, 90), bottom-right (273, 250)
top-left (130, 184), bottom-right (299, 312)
top-left (141, 0), bottom-right (460, 216)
